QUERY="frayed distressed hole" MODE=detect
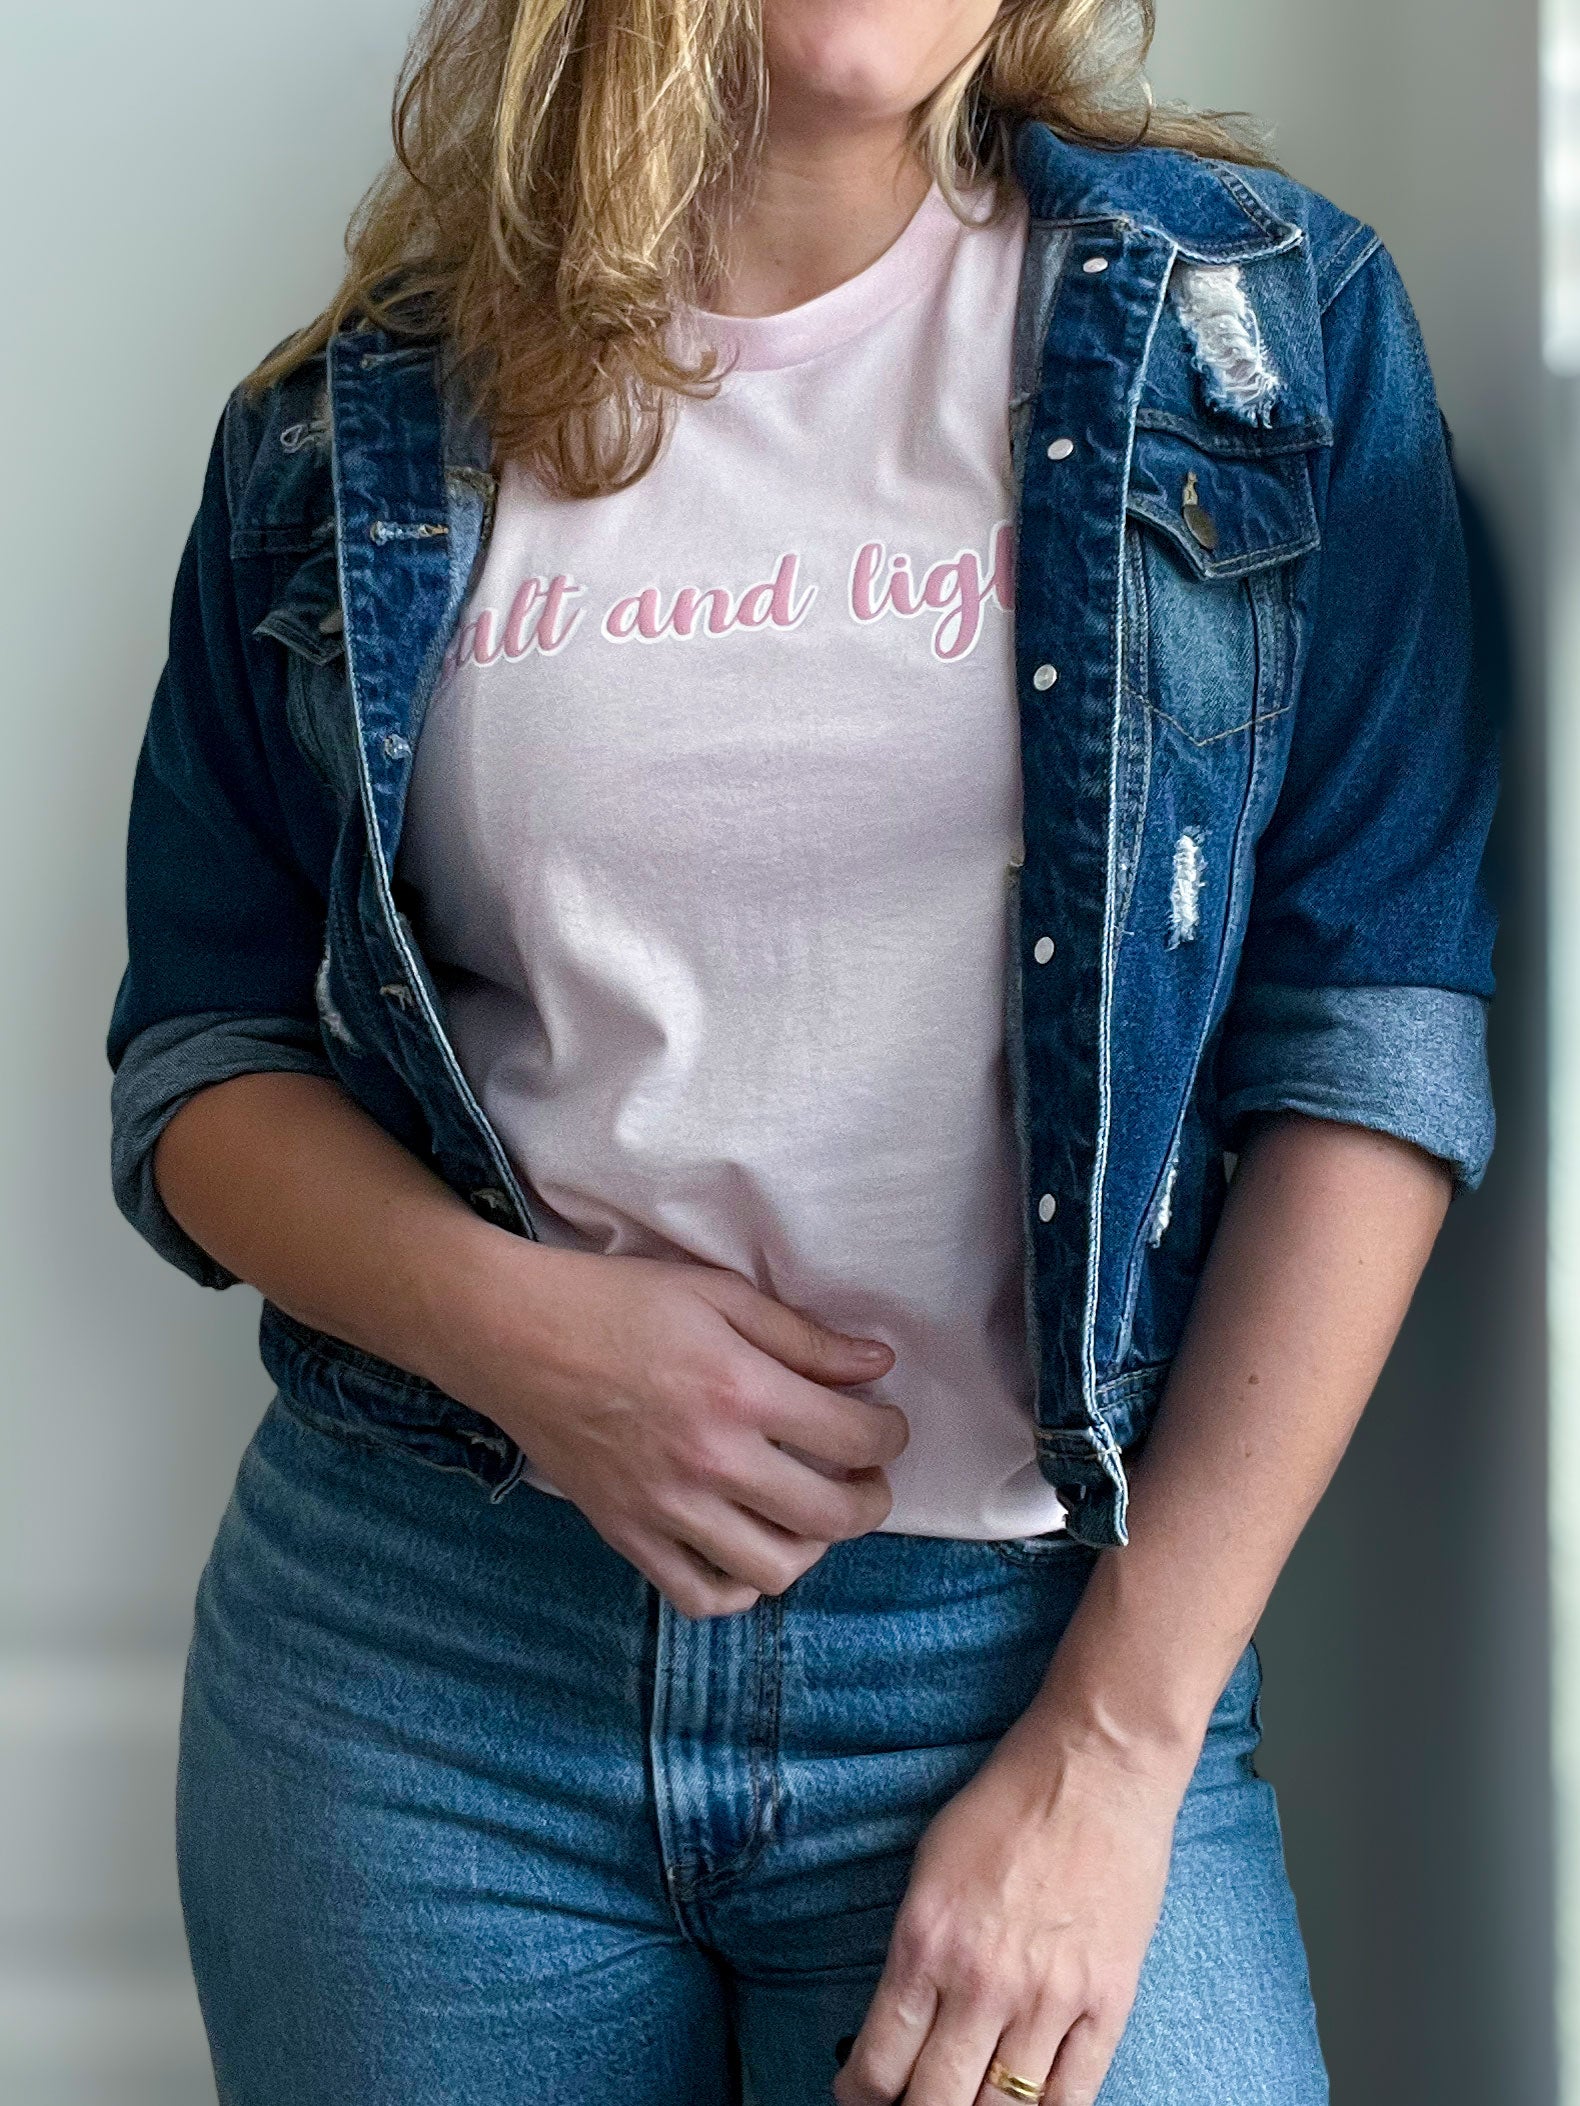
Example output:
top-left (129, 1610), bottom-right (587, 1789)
top-left (279, 416), bottom-right (330, 456)
top-left (1171, 262), bottom-right (1283, 426)
top-left (1167, 830), bottom-right (1206, 949)
top-left (315, 948), bottom-right (362, 1052)
top-left (1149, 1155), bottom-right (1179, 1246)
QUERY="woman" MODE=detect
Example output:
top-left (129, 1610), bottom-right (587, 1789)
top-left (107, 2), bottom-right (1498, 2102)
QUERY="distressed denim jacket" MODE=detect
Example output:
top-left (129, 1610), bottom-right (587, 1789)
top-left (107, 119), bottom-right (1499, 1549)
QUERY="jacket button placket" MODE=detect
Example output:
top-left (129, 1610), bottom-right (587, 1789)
top-left (330, 331), bottom-right (536, 1243)
top-left (1013, 226), bottom-right (1179, 1452)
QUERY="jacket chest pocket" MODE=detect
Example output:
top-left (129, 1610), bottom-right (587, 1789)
top-left (1122, 426), bottom-right (1321, 747)
top-left (253, 541), bottom-right (360, 801)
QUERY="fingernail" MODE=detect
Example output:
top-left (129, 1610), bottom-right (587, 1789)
top-left (849, 1339), bottom-right (888, 1360)
top-left (834, 2033), bottom-right (857, 2067)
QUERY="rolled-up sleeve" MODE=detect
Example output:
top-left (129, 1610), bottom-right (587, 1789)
top-left (1216, 240), bottom-right (1500, 1191)
top-left (106, 400), bottom-right (336, 1285)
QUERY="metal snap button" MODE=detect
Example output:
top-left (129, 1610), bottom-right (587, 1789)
top-left (1082, 256), bottom-right (1110, 275)
top-left (1047, 437), bottom-right (1076, 461)
top-left (1033, 936), bottom-right (1056, 964)
top-left (1038, 1193), bottom-right (1058, 1222)
top-left (1032, 664), bottom-right (1058, 692)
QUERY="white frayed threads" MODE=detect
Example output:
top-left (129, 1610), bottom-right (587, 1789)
top-left (280, 385), bottom-right (332, 456)
top-left (1167, 830), bottom-right (1205, 949)
top-left (315, 950), bottom-right (361, 1051)
top-left (1150, 1156), bottom-right (1179, 1247)
top-left (1171, 263), bottom-right (1283, 425)
top-left (279, 416), bottom-right (330, 456)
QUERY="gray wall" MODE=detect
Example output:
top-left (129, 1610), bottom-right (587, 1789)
top-left (0, 3), bottom-right (1552, 2100)
top-left (1149, 6), bottom-right (1554, 2102)
top-left (0, 6), bottom-right (420, 2099)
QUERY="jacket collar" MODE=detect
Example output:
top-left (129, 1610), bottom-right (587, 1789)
top-left (1010, 118), bottom-right (1302, 264)
top-left (421, 118), bottom-right (1308, 496)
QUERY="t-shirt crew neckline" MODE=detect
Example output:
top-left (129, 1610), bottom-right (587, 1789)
top-left (687, 184), bottom-right (976, 374)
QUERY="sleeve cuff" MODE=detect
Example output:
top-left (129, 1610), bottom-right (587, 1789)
top-left (1216, 982), bottom-right (1495, 1192)
top-left (109, 1011), bottom-right (337, 1288)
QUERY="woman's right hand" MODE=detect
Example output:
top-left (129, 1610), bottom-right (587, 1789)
top-left (426, 1238), bottom-right (910, 1618)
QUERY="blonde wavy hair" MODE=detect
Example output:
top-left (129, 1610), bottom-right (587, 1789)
top-left (249, 1), bottom-right (1270, 497)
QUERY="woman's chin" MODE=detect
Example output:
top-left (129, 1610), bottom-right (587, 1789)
top-left (766, 67), bottom-right (920, 139)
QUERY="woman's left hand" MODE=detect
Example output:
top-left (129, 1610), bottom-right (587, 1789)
top-left (832, 1723), bottom-right (1188, 2106)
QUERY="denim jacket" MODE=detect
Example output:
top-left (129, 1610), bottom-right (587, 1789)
top-left (107, 119), bottom-right (1499, 1549)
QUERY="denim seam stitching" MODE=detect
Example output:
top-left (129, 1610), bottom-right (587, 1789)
top-left (1317, 229), bottom-right (1383, 316)
top-left (1148, 699), bottom-right (1292, 749)
top-left (685, 1598), bottom-right (786, 1898)
top-left (271, 1388), bottom-right (495, 1485)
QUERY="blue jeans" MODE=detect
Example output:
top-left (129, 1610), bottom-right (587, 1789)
top-left (176, 1388), bottom-right (1329, 2103)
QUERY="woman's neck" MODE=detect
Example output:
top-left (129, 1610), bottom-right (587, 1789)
top-left (707, 117), bottom-right (932, 319)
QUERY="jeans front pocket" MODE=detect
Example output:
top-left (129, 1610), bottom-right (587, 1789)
top-left (260, 1304), bottom-right (526, 1501)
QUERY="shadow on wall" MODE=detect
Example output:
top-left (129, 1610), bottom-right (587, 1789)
top-left (1254, 464), bottom-right (1553, 2106)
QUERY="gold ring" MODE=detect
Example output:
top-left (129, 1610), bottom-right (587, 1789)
top-left (985, 2056), bottom-right (1047, 2103)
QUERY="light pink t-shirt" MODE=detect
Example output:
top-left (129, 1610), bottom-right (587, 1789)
top-left (398, 183), bottom-right (1066, 1539)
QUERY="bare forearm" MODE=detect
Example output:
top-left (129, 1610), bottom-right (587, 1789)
top-left (152, 1071), bottom-right (913, 1623)
top-left (1009, 1112), bottom-right (1454, 1790)
top-left (152, 1071), bottom-right (511, 1388)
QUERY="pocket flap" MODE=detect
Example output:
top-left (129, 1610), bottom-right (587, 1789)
top-left (228, 361), bottom-right (335, 558)
top-left (253, 544), bottom-right (344, 665)
top-left (1126, 429), bottom-right (1320, 580)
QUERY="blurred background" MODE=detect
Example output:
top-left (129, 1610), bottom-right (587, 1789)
top-left (0, 0), bottom-right (1567, 2099)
